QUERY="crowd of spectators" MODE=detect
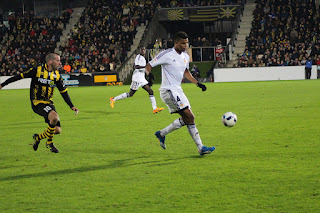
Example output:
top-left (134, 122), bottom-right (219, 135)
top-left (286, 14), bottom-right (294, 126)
top-left (0, 0), bottom-right (247, 76)
top-left (0, 9), bottom-right (71, 76)
top-left (0, 22), bottom-right (8, 43)
top-left (59, 0), bottom-right (158, 74)
top-left (238, 0), bottom-right (320, 67)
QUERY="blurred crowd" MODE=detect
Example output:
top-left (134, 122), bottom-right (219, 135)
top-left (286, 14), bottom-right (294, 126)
top-left (0, 9), bottom-right (71, 76)
top-left (238, 0), bottom-right (320, 67)
top-left (59, 0), bottom-right (158, 73)
top-left (0, 0), bottom-right (245, 76)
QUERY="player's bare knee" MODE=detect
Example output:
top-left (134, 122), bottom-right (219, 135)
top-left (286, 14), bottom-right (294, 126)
top-left (181, 115), bottom-right (194, 124)
top-left (48, 111), bottom-right (59, 123)
top-left (50, 119), bottom-right (58, 125)
top-left (191, 113), bottom-right (195, 120)
top-left (186, 113), bottom-right (195, 124)
top-left (49, 115), bottom-right (59, 125)
top-left (188, 115), bottom-right (195, 124)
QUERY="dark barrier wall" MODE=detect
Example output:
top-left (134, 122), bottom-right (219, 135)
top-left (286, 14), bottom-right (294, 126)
top-left (61, 73), bottom-right (93, 86)
top-left (60, 73), bottom-right (119, 86)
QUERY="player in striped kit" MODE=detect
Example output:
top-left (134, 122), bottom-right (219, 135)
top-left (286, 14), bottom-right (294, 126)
top-left (0, 53), bottom-right (79, 153)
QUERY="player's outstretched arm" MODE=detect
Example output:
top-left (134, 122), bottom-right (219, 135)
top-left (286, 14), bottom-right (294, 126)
top-left (71, 106), bottom-right (79, 115)
top-left (145, 63), bottom-right (156, 86)
top-left (60, 90), bottom-right (78, 112)
top-left (184, 69), bottom-right (206, 91)
top-left (0, 74), bottom-right (23, 89)
top-left (61, 91), bottom-right (79, 115)
top-left (145, 63), bottom-right (152, 75)
top-left (184, 69), bottom-right (198, 84)
top-left (56, 77), bottom-right (78, 114)
top-left (1, 68), bottom-right (36, 89)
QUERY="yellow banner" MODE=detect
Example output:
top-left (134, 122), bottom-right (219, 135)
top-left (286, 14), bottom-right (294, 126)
top-left (94, 75), bottom-right (117, 83)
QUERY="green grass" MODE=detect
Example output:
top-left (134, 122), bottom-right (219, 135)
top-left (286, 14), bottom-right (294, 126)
top-left (0, 80), bottom-right (320, 212)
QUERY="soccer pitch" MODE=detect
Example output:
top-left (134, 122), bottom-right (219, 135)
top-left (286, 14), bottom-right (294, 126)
top-left (0, 80), bottom-right (319, 212)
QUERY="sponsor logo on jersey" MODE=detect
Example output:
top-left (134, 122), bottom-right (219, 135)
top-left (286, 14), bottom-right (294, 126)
top-left (38, 78), bottom-right (54, 86)
top-left (38, 78), bottom-right (55, 87)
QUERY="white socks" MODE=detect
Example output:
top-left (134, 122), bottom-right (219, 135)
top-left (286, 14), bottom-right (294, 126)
top-left (187, 124), bottom-right (203, 150)
top-left (114, 92), bottom-right (129, 101)
top-left (160, 118), bottom-right (185, 136)
top-left (149, 95), bottom-right (157, 110)
top-left (160, 119), bottom-right (204, 150)
top-left (114, 94), bottom-right (157, 110)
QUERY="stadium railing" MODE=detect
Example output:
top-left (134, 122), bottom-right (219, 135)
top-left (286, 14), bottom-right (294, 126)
top-left (145, 47), bottom-right (226, 62)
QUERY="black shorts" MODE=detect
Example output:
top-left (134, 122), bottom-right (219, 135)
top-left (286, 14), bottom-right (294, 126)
top-left (32, 103), bottom-right (61, 127)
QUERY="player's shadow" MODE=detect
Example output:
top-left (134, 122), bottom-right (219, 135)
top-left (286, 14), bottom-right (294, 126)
top-left (187, 155), bottom-right (206, 159)
top-left (0, 157), bottom-right (179, 182)
top-left (4, 121), bottom-right (40, 126)
top-left (79, 110), bottom-right (127, 116)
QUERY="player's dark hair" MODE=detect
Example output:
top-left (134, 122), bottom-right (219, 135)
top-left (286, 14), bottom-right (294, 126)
top-left (174, 31), bottom-right (188, 42)
top-left (45, 53), bottom-right (58, 63)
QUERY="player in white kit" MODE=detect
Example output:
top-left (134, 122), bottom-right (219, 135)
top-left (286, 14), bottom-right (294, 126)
top-left (110, 47), bottom-right (164, 114)
top-left (145, 31), bottom-right (215, 156)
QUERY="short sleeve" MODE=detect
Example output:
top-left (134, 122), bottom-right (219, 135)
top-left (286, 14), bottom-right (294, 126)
top-left (149, 50), bottom-right (168, 67)
top-left (185, 53), bottom-right (190, 70)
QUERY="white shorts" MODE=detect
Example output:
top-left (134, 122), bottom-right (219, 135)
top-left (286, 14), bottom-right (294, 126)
top-left (160, 89), bottom-right (191, 113)
top-left (130, 79), bottom-right (148, 90)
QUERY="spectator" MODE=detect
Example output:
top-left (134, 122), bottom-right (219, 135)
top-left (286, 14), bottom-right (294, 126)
top-left (191, 64), bottom-right (200, 78)
top-left (104, 61), bottom-right (111, 72)
top-left (218, 59), bottom-right (225, 68)
top-left (99, 64), bottom-right (105, 72)
top-left (80, 65), bottom-right (87, 73)
top-left (247, 55), bottom-right (255, 66)
top-left (167, 38), bottom-right (174, 48)
top-left (316, 55), bottom-right (320, 79)
top-left (63, 62), bottom-right (71, 73)
top-left (74, 66), bottom-right (79, 73)
top-left (305, 56), bottom-right (312, 79)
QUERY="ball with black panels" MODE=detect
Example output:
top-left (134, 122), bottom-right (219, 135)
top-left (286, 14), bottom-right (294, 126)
top-left (222, 112), bottom-right (237, 127)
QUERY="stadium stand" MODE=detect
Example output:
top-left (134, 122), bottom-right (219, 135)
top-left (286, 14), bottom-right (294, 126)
top-left (238, 0), bottom-right (320, 67)
top-left (0, 9), bottom-right (71, 76)
top-left (0, 0), bottom-right (245, 77)
top-left (59, 0), bottom-right (158, 73)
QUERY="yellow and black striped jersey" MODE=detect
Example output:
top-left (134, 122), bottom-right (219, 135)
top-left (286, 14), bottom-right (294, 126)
top-left (20, 64), bottom-right (68, 106)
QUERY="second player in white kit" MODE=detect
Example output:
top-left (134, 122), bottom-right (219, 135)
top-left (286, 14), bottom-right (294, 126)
top-left (110, 47), bottom-right (164, 114)
top-left (145, 31), bottom-right (215, 156)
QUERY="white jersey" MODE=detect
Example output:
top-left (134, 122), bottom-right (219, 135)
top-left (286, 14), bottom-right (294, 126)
top-left (132, 54), bottom-right (147, 82)
top-left (149, 48), bottom-right (190, 90)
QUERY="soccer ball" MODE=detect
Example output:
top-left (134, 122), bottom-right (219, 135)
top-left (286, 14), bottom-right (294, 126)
top-left (222, 112), bottom-right (237, 127)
